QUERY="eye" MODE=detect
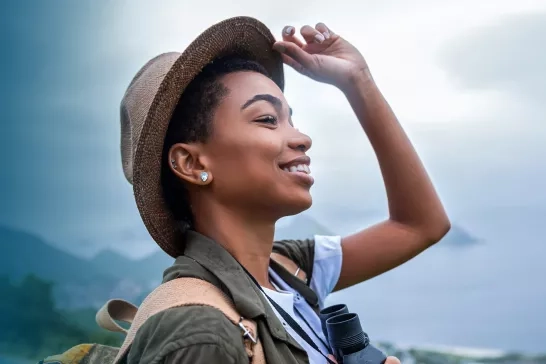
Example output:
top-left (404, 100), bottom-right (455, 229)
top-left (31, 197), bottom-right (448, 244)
top-left (255, 115), bottom-right (278, 125)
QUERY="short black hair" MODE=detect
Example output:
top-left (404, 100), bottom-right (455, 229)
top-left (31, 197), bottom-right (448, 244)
top-left (161, 56), bottom-right (271, 231)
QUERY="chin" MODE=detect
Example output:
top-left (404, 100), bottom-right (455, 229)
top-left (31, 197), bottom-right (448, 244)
top-left (279, 193), bottom-right (313, 217)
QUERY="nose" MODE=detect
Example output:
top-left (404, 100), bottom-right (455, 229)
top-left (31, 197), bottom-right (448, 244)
top-left (288, 129), bottom-right (312, 153)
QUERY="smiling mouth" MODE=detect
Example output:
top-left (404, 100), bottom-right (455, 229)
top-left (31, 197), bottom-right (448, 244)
top-left (278, 157), bottom-right (314, 186)
top-left (282, 164), bottom-right (311, 174)
top-left (279, 156), bottom-right (312, 175)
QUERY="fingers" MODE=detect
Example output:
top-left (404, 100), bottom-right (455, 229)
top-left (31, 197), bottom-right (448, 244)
top-left (300, 22), bottom-right (336, 44)
top-left (281, 22), bottom-right (335, 46)
top-left (277, 50), bottom-right (311, 78)
top-left (279, 53), bottom-right (304, 74)
top-left (274, 21), bottom-right (336, 76)
top-left (315, 22), bottom-right (334, 40)
top-left (385, 356), bottom-right (402, 364)
top-left (282, 26), bottom-right (305, 48)
top-left (273, 41), bottom-right (315, 71)
top-left (300, 24), bottom-right (326, 44)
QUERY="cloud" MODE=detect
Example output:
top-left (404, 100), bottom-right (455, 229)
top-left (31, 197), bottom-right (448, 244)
top-left (439, 11), bottom-right (546, 109)
top-left (422, 9), bottom-right (546, 215)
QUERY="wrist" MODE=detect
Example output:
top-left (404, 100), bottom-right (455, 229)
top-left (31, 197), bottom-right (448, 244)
top-left (338, 66), bottom-right (375, 95)
top-left (339, 67), bottom-right (377, 99)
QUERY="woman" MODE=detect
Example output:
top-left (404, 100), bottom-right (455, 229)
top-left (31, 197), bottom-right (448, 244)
top-left (119, 17), bottom-right (449, 364)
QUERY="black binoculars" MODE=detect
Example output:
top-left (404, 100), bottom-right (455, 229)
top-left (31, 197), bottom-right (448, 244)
top-left (319, 304), bottom-right (387, 364)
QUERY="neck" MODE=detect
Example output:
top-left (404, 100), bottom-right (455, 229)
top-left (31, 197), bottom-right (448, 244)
top-left (193, 202), bottom-right (277, 289)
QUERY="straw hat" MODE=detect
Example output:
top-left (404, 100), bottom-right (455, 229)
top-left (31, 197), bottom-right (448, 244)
top-left (120, 17), bottom-right (285, 257)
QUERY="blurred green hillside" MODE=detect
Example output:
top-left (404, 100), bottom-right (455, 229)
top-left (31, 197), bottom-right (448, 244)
top-left (0, 275), bottom-right (123, 361)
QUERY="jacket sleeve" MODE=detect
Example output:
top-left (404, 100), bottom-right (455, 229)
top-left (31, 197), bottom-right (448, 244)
top-left (164, 343), bottom-right (238, 364)
top-left (272, 238), bottom-right (316, 282)
top-left (126, 305), bottom-right (249, 364)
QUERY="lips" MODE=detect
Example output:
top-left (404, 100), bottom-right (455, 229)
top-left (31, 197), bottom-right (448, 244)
top-left (278, 156), bottom-right (314, 187)
top-left (279, 156), bottom-right (311, 175)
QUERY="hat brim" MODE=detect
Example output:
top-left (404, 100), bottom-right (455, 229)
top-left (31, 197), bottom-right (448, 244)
top-left (132, 17), bottom-right (285, 258)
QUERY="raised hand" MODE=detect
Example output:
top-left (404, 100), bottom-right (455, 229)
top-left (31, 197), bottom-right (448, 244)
top-left (273, 22), bottom-right (370, 91)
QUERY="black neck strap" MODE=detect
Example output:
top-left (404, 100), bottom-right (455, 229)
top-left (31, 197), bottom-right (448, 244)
top-left (240, 263), bottom-right (336, 364)
top-left (269, 258), bottom-right (319, 309)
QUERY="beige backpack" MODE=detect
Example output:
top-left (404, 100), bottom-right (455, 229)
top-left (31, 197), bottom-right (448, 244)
top-left (39, 253), bottom-right (309, 364)
top-left (39, 277), bottom-right (265, 364)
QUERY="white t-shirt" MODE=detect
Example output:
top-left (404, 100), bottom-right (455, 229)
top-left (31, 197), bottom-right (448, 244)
top-left (262, 235), bottom-right (343, 364)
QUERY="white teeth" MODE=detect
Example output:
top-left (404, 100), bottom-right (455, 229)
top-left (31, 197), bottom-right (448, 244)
top-left (282, 164), bottom-right (311, 174)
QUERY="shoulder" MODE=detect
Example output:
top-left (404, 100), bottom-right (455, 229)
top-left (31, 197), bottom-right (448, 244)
top-left (272, 237), bottom-right (315, 276)
top-left (272, 235), bottom-right (342, 277)
top-left (274, 236), bottom-right (343, 307)
top-left (127, 305), bottom-right (248, 363)
top-left (312, 235), bottom-right (342, 261)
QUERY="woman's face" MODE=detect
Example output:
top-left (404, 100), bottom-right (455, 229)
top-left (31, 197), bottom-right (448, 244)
top-left (201, 71), bottom-right (313, 219)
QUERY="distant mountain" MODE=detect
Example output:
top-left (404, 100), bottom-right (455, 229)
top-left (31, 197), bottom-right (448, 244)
top-left (275, 214), bottom-right (335, 240)
top-left (91, 249), bottom-right (133, 271)
top-left (0, 226), bottom-right (151, 309)
top-left (90, 249), bottom-right (173, 285)
top-left (0, 217), bottom-right (478, 309)
top-left (439, 224), bottom-right (480, 246)
top-left (1, 215), bottom-right (336, 307)
top-left (0, 225), bottom-right (110, 285)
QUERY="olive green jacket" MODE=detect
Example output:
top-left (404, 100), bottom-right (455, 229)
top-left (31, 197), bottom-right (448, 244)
top-left (125, 230), bottom-right (320, 363)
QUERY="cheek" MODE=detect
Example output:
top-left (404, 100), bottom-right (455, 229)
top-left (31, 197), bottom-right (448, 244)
top-left (206, 132), bottom-right (313, 214)
top-left (209, 132), bottom-right (283, 186)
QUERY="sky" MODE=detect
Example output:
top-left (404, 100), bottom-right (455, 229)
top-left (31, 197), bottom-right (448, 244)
top-left (1, 0), bottom-right (546, 258)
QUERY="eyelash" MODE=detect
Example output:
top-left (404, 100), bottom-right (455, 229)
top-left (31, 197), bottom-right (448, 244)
top-left (255, 115), bottom-right (278, 125)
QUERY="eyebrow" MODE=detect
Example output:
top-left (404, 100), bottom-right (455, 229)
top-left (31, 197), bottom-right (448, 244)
top-left (241, 94), bottom-right (293, 117)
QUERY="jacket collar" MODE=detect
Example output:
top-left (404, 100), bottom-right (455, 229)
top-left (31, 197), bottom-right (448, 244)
top-left (174, 230), bottom-right (295, 343)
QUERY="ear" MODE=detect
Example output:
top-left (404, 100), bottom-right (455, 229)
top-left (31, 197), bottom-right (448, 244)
top-left (168, 143), bottom-right (212, 185)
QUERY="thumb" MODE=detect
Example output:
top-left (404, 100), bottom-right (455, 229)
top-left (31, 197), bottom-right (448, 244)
top-left (273, 41), bottom-right (316, 70)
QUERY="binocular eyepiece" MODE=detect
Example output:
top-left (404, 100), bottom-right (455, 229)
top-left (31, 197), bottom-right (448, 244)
top-left (319, 304), bottom-right (387, 364)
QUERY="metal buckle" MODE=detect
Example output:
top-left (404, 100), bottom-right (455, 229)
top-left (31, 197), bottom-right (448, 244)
top-left (294, 267), bottom-right (308, 284)
top-left (238, 317), bottom-right (257, 344)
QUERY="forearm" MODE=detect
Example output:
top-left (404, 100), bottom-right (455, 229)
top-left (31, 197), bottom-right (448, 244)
top-left (341, 71), bottom-right (450, 239)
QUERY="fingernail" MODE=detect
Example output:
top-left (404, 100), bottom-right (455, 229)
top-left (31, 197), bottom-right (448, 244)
top-left (314, 33), bottom-right (325, 43)
top-left (284, 26), bottom-right (294, 35)
top-left (323, 31), bottom-right (330, 39)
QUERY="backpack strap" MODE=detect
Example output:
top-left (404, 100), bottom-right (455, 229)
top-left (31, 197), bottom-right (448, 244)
top-left (270, 253), bottom-right (320, 314)
top-left (96, 255), bottom-right (308, 333)
top-left (98, 255), bottom-right (309, 362)
top-left (270, 252), bottom-right (308, 283)
top-left (105, 277), bottom-right (265, 364)
top-left (96, 299), bottom-right (137, 334)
